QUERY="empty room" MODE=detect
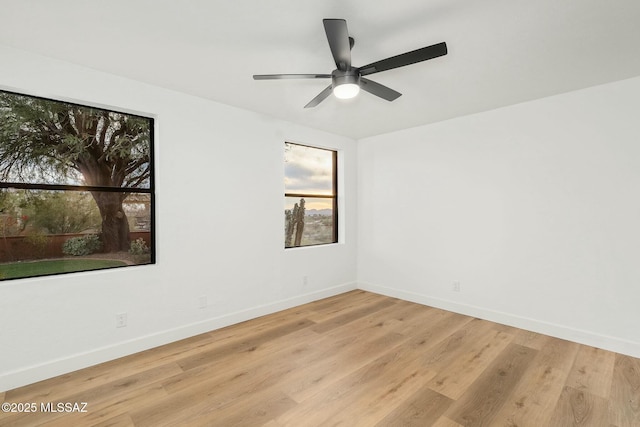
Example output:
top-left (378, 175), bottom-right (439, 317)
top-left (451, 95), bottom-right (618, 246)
top-left (1, 1), bottom-right (640, 426)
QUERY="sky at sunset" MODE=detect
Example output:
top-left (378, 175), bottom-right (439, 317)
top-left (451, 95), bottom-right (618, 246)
top-left (284, 143), bottom-right (334, 212)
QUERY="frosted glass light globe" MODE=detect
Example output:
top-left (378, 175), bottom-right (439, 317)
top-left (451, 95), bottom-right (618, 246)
top-left (333, 83), bottom-right (360, 99)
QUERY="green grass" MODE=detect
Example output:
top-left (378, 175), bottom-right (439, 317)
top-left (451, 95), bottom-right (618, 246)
top-left (0, 259), bottom-right (127, 280)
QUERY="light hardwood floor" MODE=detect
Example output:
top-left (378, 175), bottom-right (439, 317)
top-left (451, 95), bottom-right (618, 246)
top-left (2, 290), bottom-right (639, 426)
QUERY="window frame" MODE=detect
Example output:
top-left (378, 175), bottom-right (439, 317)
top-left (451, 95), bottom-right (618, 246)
top-left (284, 142), bottom-right (338, 248)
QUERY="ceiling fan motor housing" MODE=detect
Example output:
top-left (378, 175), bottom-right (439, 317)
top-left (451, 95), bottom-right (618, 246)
top-left (332, 69), bottom-right (360, 89)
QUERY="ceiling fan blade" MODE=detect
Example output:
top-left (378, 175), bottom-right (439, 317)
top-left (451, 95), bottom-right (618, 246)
top-left (253, 74), bottom-right (331, 80)
top-left (323, 19), bottom-right (351, 71)
top-left (304, 85), bottom-right (333, 108)
top-left (360, 78), bottom-right (402, 101)
top-left (359, 42), bottom-right (447, 76)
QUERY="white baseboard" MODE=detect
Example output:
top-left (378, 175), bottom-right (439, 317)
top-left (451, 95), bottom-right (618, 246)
top-left (358, 281), bottom-right (640, 359)
top-left (0, 282), bottom-right (356, 392)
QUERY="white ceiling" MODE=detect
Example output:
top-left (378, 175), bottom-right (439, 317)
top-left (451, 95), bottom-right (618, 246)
top-left (2, 0), bottom-right (640, 139)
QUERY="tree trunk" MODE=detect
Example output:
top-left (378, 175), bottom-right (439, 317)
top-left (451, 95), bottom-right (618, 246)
top-left (92, 192), bottom-right (130, 252)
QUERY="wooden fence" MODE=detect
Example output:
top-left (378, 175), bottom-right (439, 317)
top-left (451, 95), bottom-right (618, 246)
top-left (0, 232), bottom-right (151, 263)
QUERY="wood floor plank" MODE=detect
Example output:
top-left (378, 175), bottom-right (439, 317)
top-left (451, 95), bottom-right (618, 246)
top-left (90, 413), bottom-right (135, 427)
top-left (279, 308), bottom-right (469, 404)
top-left (161, 327), bottom-right (319, 396)
top-left (164, 302), bottom-right (405, 402)
top-left (40, 412), bottom-right (135, 427)
top-left (431, 416), bottom-right (465, 427)
top-left (332, 299), bottom-right (435, 339)
top-left (283, 332), bottom-right (408, 403)
top-left (402, 311), bottom-right (474, 354)
top-left (132, 371), bottom-right (296, 426)
top-left (374, 386), bottom-right (454, 426)
top-left (387, 302), bottom-right (452, 337)
top-left (310, 298), bottom-right (397, 333)
top-left (2, 291), bottom-right (640, 427)
top-left (278, 318), bottom-right (484, 426)
top-left (274, 335), bottom-right (413, 424)
top-left (171, 389), bottom-right (297, 427)
top-left (41, 383), bottom-right (168, 427)
top-left (316, 350), bottom-right (441, 426)
top-left (565, 345), bottom-right (616, 399)
top-left (4, 331), bottom-right (215, 402)
top-left (318, 298), bottom-right (426, 341)
top-left (281, 309), bottom-right (471, 405)
top-left (131, 339), bottom-right (314, 425)
top-left (608, 354), bottom-right (640, 427)
top-left (512, 329), bottom-right (548, 350)
top-left (412, 318), bottom-right (496, 374)
top-left (306, 289), bottom-right (374, 311)
top-left (548, 386), bottom-right (609, 427)
top-left (2, 363), bottom-right (181, 427)
top-left (427, 329), bottom-right (514, 399)
top-left (165, 310), bottom-right (402, 406)
top-left (490, 337), bottom-right (579, 426)
top-left (177, 317), bottom-right (316, 371)
top-left (444, 343), bottom-right (538, 426)
top-left (305, 290), bottom-right (391, 323)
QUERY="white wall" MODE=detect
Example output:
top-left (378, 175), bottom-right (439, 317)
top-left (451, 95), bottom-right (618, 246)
top-left (358, 76), bottom-right (640, 357)
top-left (0, 45), bottom-right (358, 391)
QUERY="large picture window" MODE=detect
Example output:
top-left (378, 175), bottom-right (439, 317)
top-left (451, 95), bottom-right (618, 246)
top-left (284, 142), bottom-right (337, 248)
top-left (0, 89), bottom-right (154, 281)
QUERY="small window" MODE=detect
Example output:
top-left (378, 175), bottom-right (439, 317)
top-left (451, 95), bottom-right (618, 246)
top-left (284, 142), bottom-right (337, 248)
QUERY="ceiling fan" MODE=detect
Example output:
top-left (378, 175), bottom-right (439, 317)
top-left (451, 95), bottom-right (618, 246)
top-left (253, 19), bottom-right (447, 108)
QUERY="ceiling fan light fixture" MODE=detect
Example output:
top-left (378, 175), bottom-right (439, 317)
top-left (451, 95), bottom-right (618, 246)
top-left (332, 72), bottom-right (360, 99)
top-left (333, 83), bottom-right (360, 99)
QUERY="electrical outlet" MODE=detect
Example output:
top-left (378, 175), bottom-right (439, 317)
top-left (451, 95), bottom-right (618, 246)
top-left (116, 312), bottom-right (127, 328)
top-left (198, 295), bottom-right (207, 309)
top-left (452, 282), bottom-right (461, 292)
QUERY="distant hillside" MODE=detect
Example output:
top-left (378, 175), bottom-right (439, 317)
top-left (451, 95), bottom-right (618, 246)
top-left (306, 209), bottom-right (332, 216)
